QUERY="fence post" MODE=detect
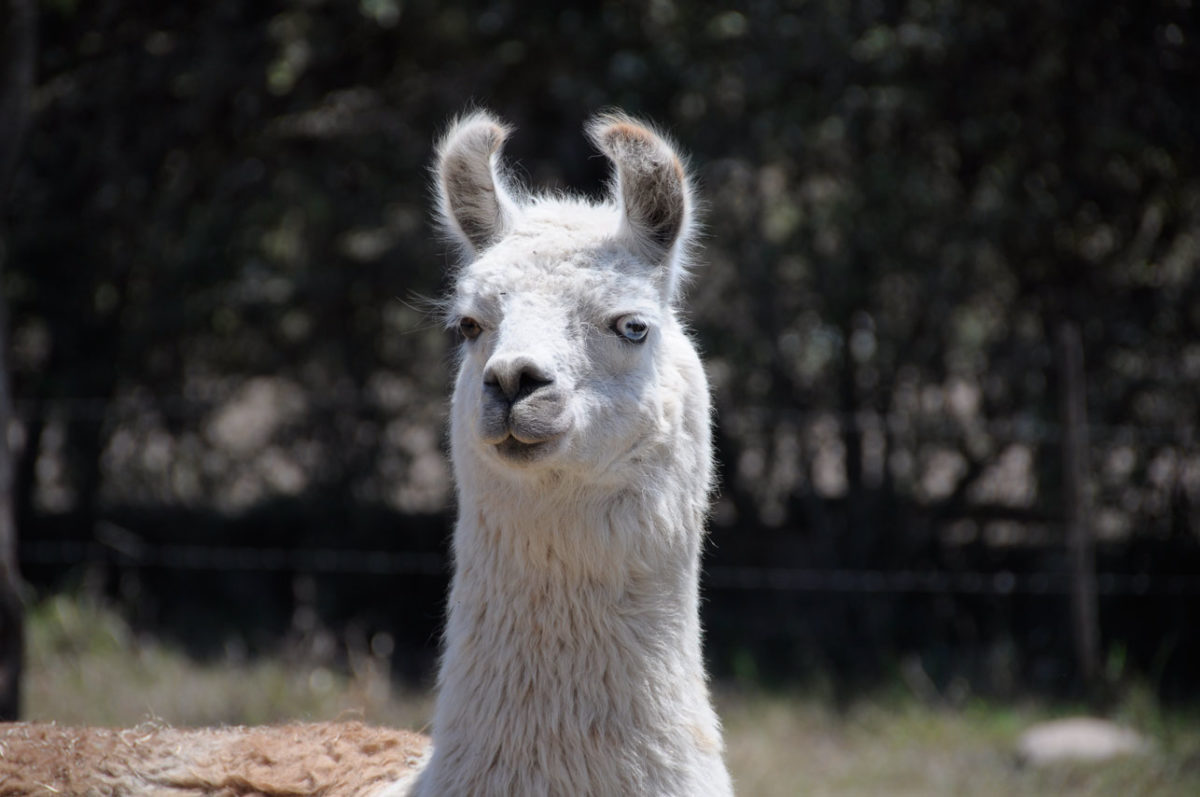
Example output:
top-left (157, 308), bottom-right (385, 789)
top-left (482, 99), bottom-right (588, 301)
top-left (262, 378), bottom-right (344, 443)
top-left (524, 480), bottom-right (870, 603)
top-left (1057, 319), bottom-right (1100, 696)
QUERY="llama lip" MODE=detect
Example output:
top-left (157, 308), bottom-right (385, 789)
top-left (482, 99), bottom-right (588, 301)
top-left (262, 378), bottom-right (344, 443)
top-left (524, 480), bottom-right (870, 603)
top-left (494, 434), bottom-right (557, 462)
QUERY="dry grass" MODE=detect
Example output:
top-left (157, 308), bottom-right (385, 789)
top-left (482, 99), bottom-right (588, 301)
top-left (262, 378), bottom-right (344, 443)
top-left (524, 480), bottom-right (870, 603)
top-left (23, 593), bottom-right (434, 731)
top-left (719, 691), bottom-right (1200, 796)
top-left (23, 594), bottom-right (1200, 795)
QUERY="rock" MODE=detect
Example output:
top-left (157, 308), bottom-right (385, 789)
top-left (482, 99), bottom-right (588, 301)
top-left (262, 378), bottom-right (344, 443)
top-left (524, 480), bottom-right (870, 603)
top-left (1016, 717), bottom-right (1152, 766)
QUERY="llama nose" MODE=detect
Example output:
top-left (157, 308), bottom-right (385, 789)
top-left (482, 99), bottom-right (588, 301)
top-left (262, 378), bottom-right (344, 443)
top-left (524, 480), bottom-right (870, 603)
top-left (483, 355), bottom-right (554, 403)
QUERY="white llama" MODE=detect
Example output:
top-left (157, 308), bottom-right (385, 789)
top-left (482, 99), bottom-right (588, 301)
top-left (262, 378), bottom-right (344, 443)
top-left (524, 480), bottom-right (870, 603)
top-left (0, 110), bottom-right (731, 797)
top-left (404, 109), bottom-right (731, 796)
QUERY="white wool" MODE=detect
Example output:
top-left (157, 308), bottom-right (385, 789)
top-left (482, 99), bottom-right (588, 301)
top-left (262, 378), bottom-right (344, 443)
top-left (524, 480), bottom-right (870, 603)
top-left (407, 111), bottom-right (733, 796)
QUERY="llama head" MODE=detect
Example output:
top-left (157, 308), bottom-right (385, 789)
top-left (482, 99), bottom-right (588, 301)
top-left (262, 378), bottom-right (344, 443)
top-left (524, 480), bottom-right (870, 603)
top-left (435, 111), bottom-right (708, 491)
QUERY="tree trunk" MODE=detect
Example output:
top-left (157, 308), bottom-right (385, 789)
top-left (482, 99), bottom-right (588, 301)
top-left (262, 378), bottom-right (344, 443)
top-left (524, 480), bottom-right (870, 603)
top-left (0, 0), bottom-right (37, 720)
top-left (1057, 319), bottom-right (1100, 697)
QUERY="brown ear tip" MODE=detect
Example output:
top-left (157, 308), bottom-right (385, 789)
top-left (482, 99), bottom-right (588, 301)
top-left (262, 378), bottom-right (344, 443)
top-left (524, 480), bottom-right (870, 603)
top-left (590, 114), bottom-right (661, 153)
top-left (604, 121), bottom-right (656, 144)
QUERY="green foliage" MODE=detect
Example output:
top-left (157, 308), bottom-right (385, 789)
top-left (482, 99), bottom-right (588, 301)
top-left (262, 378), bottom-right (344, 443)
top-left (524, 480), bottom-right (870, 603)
top-left (11, 0), bottom-right (1197, 520)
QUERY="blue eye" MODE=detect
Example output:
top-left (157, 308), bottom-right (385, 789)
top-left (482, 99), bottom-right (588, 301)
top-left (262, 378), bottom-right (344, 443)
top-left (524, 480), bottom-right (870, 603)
top-left (613, 315), bottom-right (649, 343)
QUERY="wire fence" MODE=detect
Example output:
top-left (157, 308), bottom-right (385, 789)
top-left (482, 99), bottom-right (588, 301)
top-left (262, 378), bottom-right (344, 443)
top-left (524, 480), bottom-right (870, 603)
top-left (15, 393), bottom-right (1199, 602)
top-left (20, 539), bottom-right (447, 577)
top-left (16, 394), bottom-right (1198, 447)
top-left (20, 539), bottom-right (1200, 596)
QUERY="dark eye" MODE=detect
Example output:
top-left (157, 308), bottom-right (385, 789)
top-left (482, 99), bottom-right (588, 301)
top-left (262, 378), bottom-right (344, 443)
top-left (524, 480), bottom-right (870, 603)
top-left (612, 315), bottom-right (649, 343)
top-left (458, 317), bottom-right (482, 340)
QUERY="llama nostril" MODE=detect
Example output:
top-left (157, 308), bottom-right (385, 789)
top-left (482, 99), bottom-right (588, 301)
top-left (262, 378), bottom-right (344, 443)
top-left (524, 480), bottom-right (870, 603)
top-left (514, 371), bottom-right (552, 402)
top-left (483, 358), bottom-right (554, 403)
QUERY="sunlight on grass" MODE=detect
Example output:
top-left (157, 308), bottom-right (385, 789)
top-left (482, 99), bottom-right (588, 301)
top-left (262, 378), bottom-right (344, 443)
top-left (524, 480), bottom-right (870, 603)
top-left (24, 593), bottom-right (433, 730)
top-left (23, 594), bottom-right (1200, 795)
top-left (717, 691), bottom-right (1200, 796)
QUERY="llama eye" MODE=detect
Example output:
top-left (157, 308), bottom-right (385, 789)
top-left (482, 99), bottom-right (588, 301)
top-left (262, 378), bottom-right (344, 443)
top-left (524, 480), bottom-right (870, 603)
top-left (612, 315), bottom-right (649, 343)
top-left (458, 317), bottom-right (483, 340)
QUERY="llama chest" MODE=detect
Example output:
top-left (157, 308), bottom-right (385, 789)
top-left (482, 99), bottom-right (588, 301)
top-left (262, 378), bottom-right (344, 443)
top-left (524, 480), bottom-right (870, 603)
top-left (423, 554), bottom-right (715, 796)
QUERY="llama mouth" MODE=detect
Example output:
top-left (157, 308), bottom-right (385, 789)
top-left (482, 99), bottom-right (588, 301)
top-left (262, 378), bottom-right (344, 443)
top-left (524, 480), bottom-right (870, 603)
top-left (494, 435), bottom-right (557, 463)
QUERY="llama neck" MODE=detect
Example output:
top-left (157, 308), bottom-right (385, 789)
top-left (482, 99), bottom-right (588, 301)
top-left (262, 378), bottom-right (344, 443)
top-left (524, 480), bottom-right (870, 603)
top-left (412, 481), bottom-right (730, 797)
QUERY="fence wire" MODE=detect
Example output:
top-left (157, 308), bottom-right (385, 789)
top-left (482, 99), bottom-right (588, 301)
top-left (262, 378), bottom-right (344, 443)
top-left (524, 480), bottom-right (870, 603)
top-left (20, 539), bottom-right (1200, 596)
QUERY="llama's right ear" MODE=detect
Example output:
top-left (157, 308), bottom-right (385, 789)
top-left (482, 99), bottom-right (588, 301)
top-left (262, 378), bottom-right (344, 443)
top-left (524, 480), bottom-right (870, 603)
top-left (435, 111), bottom-right (519, 259)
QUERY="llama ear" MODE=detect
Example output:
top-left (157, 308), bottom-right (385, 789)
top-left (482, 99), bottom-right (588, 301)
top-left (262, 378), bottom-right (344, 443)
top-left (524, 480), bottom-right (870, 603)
top-left (435, 111), bottom-right (520, 258)
top-left (587, 113), bottom-right (693, 298)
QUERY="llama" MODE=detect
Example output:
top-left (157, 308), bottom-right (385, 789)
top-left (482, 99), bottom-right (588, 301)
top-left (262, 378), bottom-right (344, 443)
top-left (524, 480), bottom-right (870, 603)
top-left (0, 111), bottom-right (731, 797)
top-left (402, 109), bottom-right (731, 796)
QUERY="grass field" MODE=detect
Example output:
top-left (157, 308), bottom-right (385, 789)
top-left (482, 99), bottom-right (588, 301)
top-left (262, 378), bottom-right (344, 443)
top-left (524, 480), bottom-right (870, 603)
top-left (23, 593), bottom-right (1200, 795)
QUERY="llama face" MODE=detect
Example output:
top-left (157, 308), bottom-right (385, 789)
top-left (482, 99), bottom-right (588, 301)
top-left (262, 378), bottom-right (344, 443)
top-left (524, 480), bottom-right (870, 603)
top-left (449, 224), bottom-right (671, 474)
top-left (435, 112), bottom-right (697, 482)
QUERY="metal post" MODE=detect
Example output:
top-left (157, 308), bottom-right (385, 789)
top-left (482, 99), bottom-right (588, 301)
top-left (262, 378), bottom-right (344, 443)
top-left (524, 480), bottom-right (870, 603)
top-left (1057, 319), bottom-right (1100, 694)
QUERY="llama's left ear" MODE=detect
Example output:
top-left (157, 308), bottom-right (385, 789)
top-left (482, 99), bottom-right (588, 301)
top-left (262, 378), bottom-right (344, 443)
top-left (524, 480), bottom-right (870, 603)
top-left (587, 113), bottom-right (694, 301)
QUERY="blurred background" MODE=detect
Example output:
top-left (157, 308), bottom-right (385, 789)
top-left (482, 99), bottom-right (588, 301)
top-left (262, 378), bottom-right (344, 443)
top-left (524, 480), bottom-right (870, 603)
top-left (1, 0), bottom-right (1198, 793)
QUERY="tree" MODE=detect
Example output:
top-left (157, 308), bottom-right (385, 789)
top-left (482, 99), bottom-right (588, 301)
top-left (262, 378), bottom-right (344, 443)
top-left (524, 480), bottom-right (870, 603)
top-left (0, 0), bottom-right (36, 720)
